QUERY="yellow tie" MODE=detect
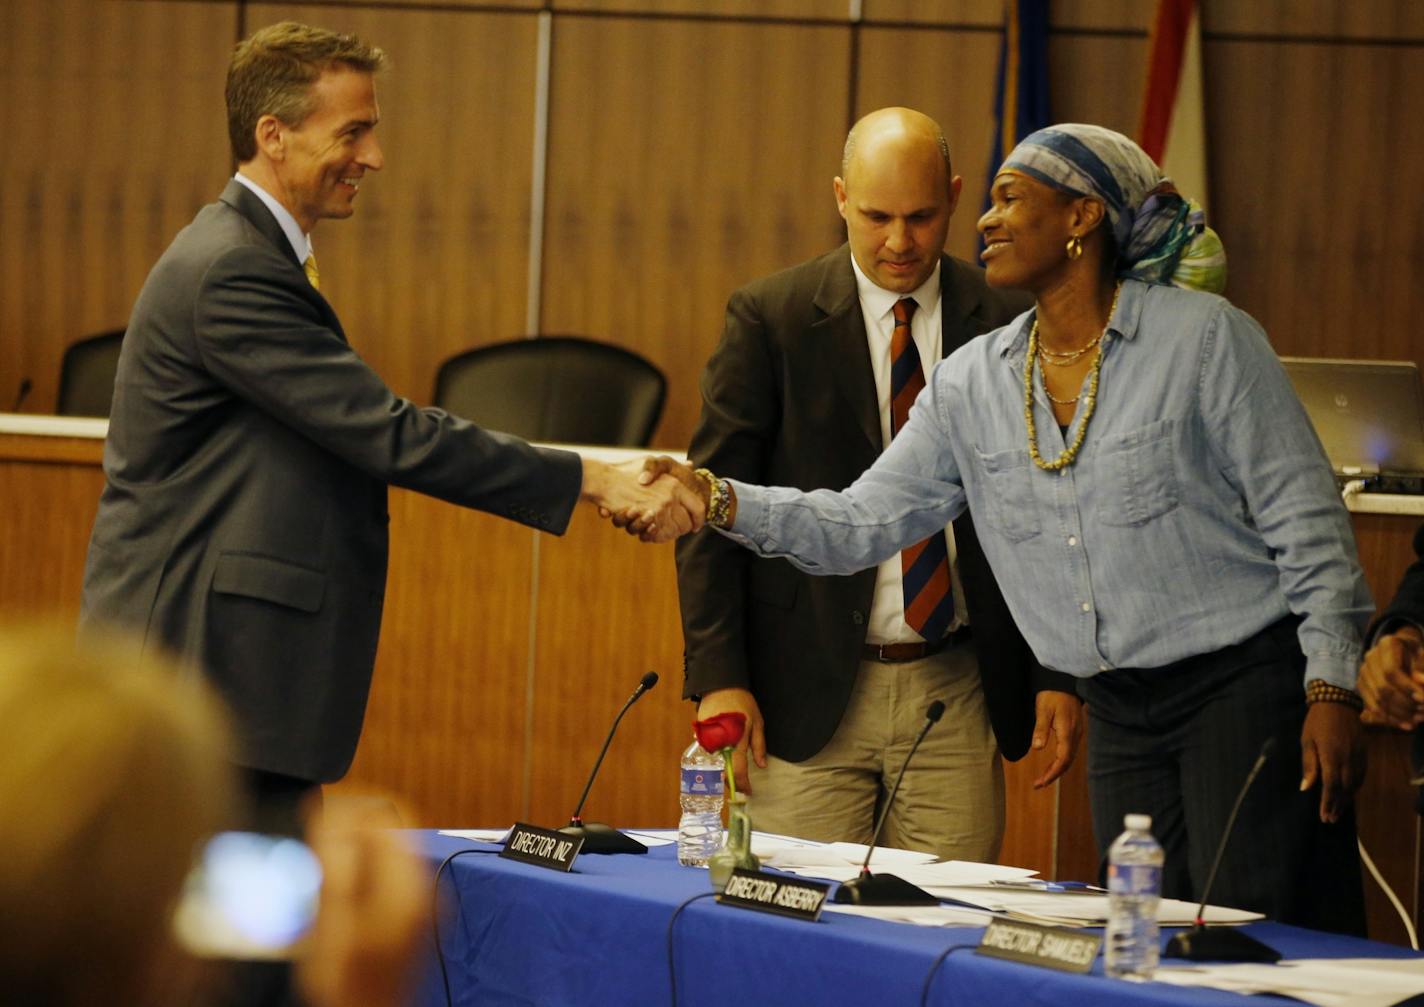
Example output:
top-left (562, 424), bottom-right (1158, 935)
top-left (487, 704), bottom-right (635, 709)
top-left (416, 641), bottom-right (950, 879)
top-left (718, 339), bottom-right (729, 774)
top-left (303, 253), bottom-right (320, 291)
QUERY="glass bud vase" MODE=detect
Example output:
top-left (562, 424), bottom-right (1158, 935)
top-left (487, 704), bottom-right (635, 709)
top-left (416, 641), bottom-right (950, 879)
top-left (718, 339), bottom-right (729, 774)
top-left (707, 795), bottom-right (761, 892)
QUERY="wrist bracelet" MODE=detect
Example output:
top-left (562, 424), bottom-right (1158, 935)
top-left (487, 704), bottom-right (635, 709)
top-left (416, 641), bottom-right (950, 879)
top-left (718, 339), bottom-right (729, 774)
top-left (1304, 679), bottom-right (1364, 711)
top-left (694, 467), bottom-right (732, 528)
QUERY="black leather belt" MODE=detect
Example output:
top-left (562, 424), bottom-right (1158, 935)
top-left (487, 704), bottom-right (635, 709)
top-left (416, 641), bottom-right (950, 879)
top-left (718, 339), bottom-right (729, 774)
top-left (861, 626), bottom-right (972, 663)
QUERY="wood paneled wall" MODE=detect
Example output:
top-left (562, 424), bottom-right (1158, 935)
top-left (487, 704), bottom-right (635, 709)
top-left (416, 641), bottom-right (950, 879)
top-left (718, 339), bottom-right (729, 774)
top-left (5, 1), bottom-right (1420, 431)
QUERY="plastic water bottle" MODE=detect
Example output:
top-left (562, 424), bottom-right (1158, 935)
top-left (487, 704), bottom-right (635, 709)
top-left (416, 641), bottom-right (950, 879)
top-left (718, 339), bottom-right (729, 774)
top-left (1105, 813), bottom-right (1164, 980)
top-left (677, 736), bottom-right (724, 867)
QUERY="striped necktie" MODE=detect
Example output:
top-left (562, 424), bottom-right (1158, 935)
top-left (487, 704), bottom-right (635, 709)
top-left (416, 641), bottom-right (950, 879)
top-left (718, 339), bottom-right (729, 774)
top-left (303, 253), bottom-right (320, 291)
top-left (890, 297), bottom-right (953, 644)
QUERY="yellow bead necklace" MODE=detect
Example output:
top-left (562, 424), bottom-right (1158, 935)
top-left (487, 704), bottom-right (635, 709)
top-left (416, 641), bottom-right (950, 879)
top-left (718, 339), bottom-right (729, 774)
top-left (1023, 282), bottom-right (1121, 472)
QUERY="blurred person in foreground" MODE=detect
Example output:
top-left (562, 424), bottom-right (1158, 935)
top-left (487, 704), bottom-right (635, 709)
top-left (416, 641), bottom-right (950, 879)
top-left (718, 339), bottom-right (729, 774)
top-left (635, 124), bottom-right (1372, 933)
top-left (675, 107), bottom-right (1081, 862)
top-left (0, 623), bottom-right (425, 1006)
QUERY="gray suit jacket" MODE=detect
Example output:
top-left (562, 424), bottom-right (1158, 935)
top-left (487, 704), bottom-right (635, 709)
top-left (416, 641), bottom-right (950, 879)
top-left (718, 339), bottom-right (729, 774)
top-left (81, 180), bottom-right (583, 782)
top-left (676, 245), bottom-right (1075, 762)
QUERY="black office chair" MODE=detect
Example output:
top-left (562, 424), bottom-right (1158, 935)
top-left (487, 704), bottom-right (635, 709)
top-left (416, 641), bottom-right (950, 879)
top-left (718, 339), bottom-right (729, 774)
top-left (432, 336), bottom-right (667, 447)
top-left (57, 329), bottom-right (125, 417)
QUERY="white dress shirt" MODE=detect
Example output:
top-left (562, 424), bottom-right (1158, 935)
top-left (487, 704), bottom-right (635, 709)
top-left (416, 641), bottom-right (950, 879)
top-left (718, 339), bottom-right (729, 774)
top-left (850, 255), bottom-right (967, 646)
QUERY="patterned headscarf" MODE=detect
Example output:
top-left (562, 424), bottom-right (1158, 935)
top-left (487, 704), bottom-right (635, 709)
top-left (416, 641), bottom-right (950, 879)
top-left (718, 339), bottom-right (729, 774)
top-left (999, 123), bottom-right (1226, 294)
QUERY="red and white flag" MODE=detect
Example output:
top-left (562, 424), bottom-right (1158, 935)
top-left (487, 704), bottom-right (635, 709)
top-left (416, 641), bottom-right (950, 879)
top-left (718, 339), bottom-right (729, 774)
top-left (1139, 0), bottom-right (1209, 209)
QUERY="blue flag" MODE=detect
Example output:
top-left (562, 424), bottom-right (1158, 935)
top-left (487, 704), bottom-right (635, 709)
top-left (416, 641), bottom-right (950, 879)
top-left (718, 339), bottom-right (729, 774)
top-left (981, 0), bottom-right (1050, 250)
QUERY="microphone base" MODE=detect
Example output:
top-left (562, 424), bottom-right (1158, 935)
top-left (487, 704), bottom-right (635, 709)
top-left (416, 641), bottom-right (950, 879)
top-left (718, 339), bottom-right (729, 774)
top-left (1163, 925), bottom-right (1281, 963)
top-left (558, 821), bottom-right (648, 855)
top-left (833, 873), bottom-right (940, 906)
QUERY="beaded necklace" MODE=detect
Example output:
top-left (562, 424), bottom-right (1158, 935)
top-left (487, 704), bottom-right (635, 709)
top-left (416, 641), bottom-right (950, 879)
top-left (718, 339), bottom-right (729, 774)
top-left (1023, 282), bottom-right (1121, 471)
top-left (1036, 332), bottom-right (1103, 366)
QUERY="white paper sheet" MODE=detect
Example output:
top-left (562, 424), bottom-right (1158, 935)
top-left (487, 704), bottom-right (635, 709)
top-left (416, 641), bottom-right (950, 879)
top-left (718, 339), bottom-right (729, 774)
top-left (822, 902), bottom-right (994, 927)
top-left (438, 828), bottom-right (510, 842)
top-left (932, 888), bottom-right (1262, 928)
top-left (780, 861), bottom-right (1039, 888)
top-left (1153, 957), bottom-right (1424, 1007)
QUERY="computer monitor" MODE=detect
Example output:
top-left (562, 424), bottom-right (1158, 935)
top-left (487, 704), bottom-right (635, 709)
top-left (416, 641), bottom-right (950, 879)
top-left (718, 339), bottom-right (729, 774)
top-left (1279, 357), bottom-right (1424, 476)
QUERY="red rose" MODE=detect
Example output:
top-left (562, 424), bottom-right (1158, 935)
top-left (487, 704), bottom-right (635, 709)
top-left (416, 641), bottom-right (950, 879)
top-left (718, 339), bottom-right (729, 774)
top-left (694, 712), bottom-right (746, 754)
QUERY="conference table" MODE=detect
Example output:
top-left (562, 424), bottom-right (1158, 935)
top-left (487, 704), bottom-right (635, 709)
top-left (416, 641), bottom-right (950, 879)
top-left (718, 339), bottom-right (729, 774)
top-left (415, 831), bottom-right (1423, 1007)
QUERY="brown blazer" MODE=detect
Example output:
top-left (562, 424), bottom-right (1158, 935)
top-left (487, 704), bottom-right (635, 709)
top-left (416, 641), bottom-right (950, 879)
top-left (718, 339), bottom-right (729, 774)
top-left (676, 244), bottom-right (1074, 762)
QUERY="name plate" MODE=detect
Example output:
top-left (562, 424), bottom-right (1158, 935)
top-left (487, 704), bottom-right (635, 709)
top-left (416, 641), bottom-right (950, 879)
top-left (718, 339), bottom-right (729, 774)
top-left (717, 868), bottom-right (830, 921)
top-left (499, 822), bottom-right (582, 872)
top-left (975, 919), bottom-right (1101, 973)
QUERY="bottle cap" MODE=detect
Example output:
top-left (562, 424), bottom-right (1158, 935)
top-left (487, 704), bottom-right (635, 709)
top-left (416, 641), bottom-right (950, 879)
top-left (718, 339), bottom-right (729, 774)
top-left (1124, 813), bottom-right (1152, 832)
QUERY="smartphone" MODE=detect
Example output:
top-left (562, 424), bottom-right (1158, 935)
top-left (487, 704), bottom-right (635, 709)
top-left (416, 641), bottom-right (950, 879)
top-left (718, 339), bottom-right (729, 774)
top-left (172, 831), bottom-right (323, 960)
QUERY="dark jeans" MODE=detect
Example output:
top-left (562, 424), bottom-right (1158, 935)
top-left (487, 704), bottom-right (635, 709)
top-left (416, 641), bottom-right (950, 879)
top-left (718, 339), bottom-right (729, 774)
top-left (1078, 616), bottom-right (1366, 936)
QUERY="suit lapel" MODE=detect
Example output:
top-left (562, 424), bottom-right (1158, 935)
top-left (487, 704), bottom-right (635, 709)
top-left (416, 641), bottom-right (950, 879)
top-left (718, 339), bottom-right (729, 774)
top-left (219, 179), bottom-right (304, 271)
top-left (938, 254), bottom-right (985, 359)
top-left (813, 246), bottom-right (882, 452)
top-left (217, 179), bottom-right (345, 338)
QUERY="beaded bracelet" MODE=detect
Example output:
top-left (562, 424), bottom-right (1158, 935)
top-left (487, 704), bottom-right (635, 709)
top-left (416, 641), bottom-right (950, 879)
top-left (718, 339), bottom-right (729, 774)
top-left (1304, 679), bottom-right (1364, 711)
top-left (694, 468), bottom-right (733, 528)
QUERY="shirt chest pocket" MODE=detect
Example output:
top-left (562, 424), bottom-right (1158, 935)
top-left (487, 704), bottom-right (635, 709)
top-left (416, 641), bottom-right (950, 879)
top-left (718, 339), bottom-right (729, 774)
top-left (973, 446), bottom-right (1041, 543)
top-left (1095, 419), bottom-right (1181, 527)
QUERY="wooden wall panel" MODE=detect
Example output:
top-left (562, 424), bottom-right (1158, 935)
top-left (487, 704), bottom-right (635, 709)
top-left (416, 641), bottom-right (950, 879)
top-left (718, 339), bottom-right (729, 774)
top-left (335, 0), bottom-right (540, 9)
top-left (251, 4), bottom-right (540, 403)
top-left (0, 0), bottom-right (234, 414)
top-left (855, 26), bottom-right (1003, 261)
top-left (0, 437), bottom-right (104, 621)
top-left (1047, 0), bottom-right (1152, 32)
top-left (554, 0), bottom-right (844, 17)
top-left (540, 16), bottom-right (851, 450)
top-left (1206, 39), bottom-right (1424, 362)
top-left (333, 494), bottom-right (537, 826)
top-left (862, 0), bottom-right (998, 27)
top-left (527, 508), bottom-right (688, 828)
top-left (1046, 31), bottom-right (1146, 139)
top-left (1205, 0), bottom-right (1424, 39)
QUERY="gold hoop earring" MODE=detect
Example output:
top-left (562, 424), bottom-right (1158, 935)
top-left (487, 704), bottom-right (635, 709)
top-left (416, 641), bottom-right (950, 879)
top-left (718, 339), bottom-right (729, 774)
top-left (1066, 235), bottom-right (1083, 261)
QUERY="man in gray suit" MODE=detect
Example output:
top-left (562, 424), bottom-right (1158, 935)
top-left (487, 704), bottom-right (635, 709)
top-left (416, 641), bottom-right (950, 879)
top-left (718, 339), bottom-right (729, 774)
top-left (80, 22), bottom-right (698, 823)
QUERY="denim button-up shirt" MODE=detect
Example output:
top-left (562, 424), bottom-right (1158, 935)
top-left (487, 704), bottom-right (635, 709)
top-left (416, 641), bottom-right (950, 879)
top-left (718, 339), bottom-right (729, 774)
top-left (724, 279), bottom-right (1373, 689)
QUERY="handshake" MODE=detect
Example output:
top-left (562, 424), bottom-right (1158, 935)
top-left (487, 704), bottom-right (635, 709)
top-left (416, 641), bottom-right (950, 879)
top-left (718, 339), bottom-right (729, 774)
top-left (580, 455), bottom-right (727, 544)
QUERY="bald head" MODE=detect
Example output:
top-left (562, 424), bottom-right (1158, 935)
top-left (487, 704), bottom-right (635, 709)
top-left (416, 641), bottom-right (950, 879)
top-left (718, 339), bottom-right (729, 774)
top-left (834, 107), bottom-right (962, 293)
top-left (841, 107), bottom-right (952, 187)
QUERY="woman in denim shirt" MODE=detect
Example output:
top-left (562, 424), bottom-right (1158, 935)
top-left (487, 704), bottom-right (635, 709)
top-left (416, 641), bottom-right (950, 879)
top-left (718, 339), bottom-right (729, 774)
top-left (662, 124), bottom-right (1372, 934)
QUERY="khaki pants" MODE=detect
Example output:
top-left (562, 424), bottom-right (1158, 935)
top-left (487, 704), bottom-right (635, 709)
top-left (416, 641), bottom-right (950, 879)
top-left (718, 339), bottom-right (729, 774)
top-left (747, 645), bottom-right (1004, 861)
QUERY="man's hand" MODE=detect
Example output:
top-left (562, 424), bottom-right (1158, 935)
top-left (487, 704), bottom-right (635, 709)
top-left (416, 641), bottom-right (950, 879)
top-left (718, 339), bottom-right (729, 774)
top-left (1300, 701), bottom-right (1366, 824)
top-left (696, 687), bottom-right (766, 794)
top-left (1359, 625), bottom-right (1424, 730)
top-left (608, 455), bottom-right (718, 541)
top-left (580, 457), bottom-right (704, 543)
top-left (1029, 690), bottom-right (1083, 789)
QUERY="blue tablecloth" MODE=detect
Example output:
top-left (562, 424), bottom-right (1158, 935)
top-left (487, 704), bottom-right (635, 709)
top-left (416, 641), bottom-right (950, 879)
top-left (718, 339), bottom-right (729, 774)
top-left (415, 831), bottom-right (1420, 1007)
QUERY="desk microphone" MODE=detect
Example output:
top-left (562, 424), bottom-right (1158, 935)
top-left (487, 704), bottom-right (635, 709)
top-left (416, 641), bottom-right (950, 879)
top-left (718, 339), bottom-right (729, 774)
top-left (559, 671), bottom-right (658, 854)
top-left (833, 700), bottom-right (946, 905)
top-left (1162, 735), bottom-right (1282, 962)
top-left (10, 378), bottom-right (32, 412)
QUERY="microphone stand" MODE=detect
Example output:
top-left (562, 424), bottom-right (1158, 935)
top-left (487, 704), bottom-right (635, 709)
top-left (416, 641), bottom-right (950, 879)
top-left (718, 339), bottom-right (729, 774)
top-left (558, 672), bottom-right (659, 855)
top-left (833, 700), bottom-right (946, 906)
top-left (1163, 736), bottom-right (1282, 963)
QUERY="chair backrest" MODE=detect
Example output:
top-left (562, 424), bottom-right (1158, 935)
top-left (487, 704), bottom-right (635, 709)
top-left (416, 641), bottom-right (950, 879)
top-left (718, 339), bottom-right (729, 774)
top-left (57, 329), bottom-right (125, 417)
top-left (432, 336), bottom-right (667, 447)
